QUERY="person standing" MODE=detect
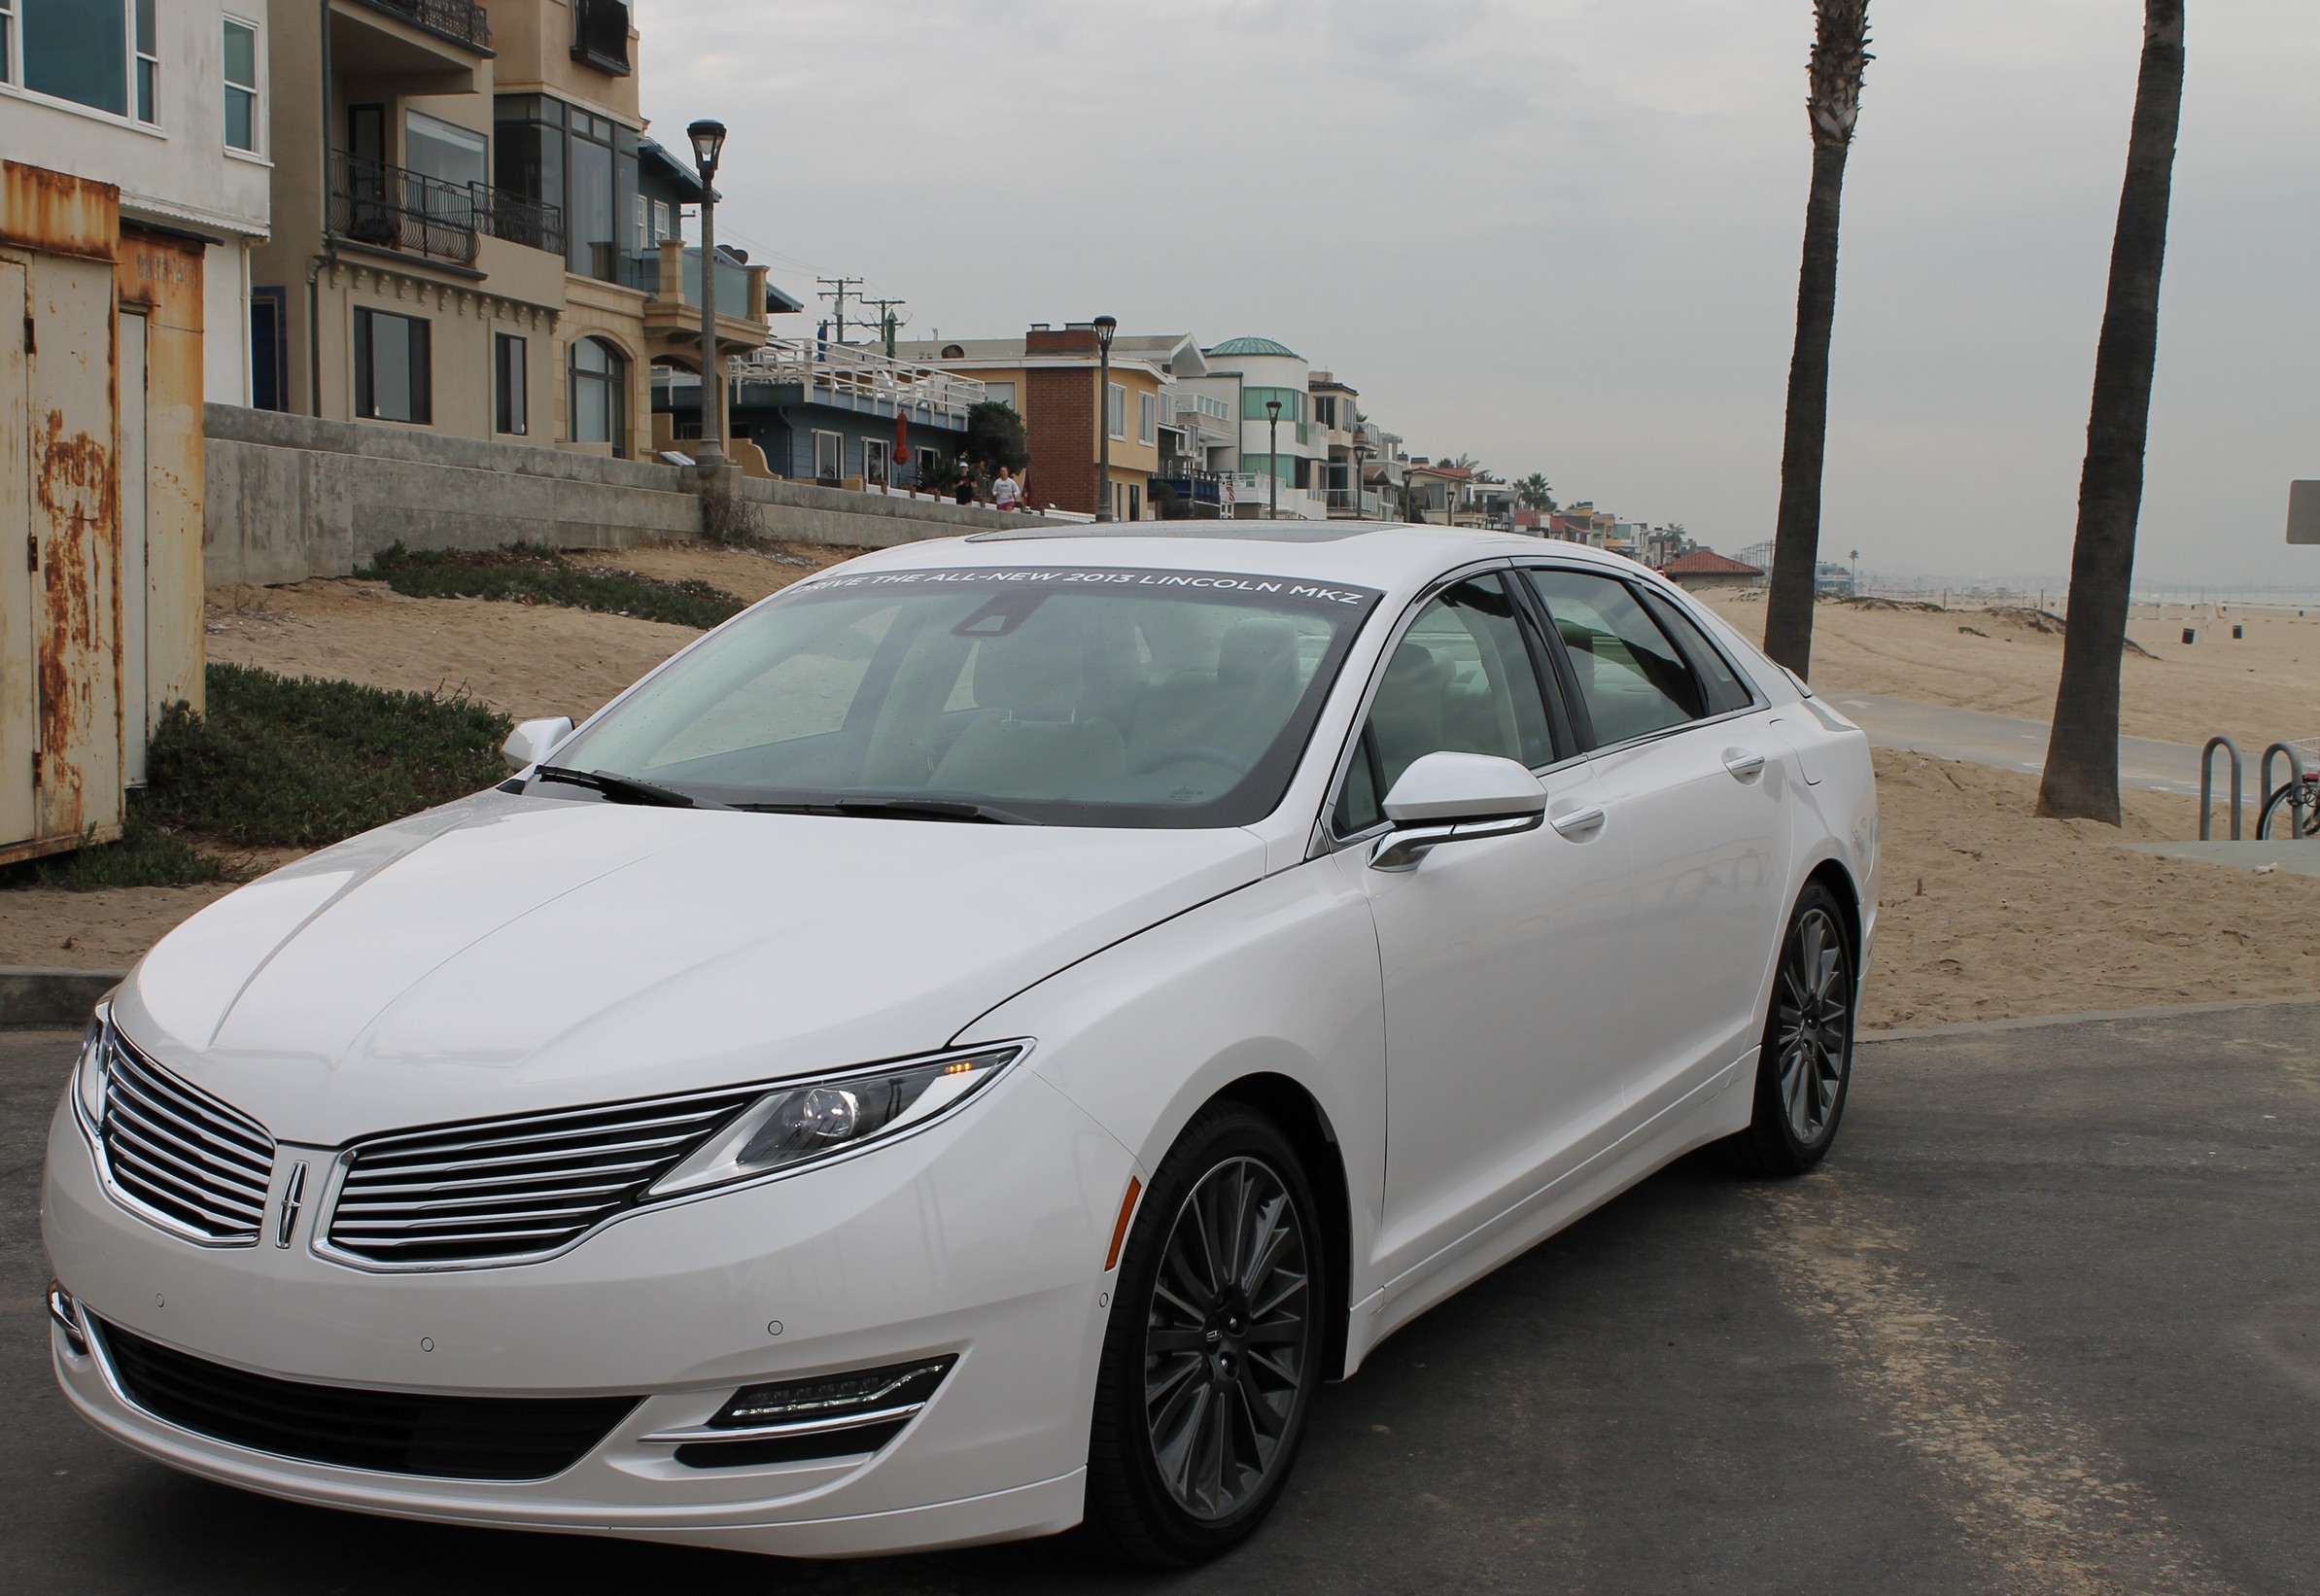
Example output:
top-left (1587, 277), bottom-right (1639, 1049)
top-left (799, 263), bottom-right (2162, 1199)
top-left (991, 465), bottom-right (1022, 511)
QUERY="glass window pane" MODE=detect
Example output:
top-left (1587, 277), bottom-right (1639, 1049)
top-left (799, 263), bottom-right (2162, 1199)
top-left (371, 316), bottom-right (413, 421)
top-left (225, 86), bottom-right (254, 150)
top-left (1523, 569), bottom-right (1707, 746)
top-left (133, 0), bottom-right (153, 52)
top-left (1364, 576), bottom-right (1554, 805)
top-left (135, 56), bottom-right (155, 121)
top-left (569, 132), bottom-right (614, 278)
top-left (223, 19), bottom-right (255, 86)
top-left (1642, 590), bottom-right (1752, 713)
top-left (25, 0), bottom-right (126, 114)
top-left (404, 110), bottom-right (487, 191)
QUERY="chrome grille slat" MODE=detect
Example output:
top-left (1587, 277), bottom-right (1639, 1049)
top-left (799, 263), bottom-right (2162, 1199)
top-left (98, 1036), bottom-right (275, 1246)
top-left (324, 1089), bottom-right (758, 1267)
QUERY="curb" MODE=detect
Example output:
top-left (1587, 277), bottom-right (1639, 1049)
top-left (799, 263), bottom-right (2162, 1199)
top-left (0, 966), bottom-right (124, 1028)
top-left (1860, 991), bottom-right (2320, 1045)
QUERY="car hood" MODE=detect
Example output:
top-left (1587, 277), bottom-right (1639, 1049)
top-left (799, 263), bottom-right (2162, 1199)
top-left (116, 795), bottom-right (1264, 1145)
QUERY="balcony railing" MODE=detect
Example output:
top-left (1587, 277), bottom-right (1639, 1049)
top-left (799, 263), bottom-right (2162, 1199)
top-left (347, 0), bottom-right (491, 51)
top-left (731, 338), bottom-right (988, 430)
top-left (329, 153), bottom-right (565, 264)
top-left (623, 244), bottom-right (756, 318)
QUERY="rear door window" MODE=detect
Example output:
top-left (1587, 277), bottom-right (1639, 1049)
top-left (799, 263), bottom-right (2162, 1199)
top-left (1521, 569), bottom-right (1708, 748)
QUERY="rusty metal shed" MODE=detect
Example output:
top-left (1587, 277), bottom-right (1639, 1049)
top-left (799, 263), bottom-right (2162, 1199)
top-left (1, 162), bottom-right (207, 867)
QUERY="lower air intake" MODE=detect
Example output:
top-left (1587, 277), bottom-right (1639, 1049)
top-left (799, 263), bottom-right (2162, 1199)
top-left (95, 1319), bottom-right (641, 1481)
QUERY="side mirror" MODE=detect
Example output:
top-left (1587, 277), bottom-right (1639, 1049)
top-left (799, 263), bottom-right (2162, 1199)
top-left (502, 715), bottom-right (575, 774)
top-left (1371, 751), bottom-right (1545, 872)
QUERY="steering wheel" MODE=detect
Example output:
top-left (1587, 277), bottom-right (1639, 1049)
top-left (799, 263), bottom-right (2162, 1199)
top-left (1131, 745), bottom-right (1253, 777)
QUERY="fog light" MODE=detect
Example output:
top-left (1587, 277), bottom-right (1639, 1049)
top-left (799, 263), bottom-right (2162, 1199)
top-left (47, 1281), bottom-right (88, 1359)
top-left (712, 1355), bottom-right (955, 1429)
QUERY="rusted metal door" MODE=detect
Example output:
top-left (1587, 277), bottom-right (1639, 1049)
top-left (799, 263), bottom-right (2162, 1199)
top-left (0, 258), bottom-right (30, 846)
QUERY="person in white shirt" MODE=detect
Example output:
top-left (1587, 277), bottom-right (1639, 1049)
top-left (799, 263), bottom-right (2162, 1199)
top-left (991, 466), bottom-right (1022, 510)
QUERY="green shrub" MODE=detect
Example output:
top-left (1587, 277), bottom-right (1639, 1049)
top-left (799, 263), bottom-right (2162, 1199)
top-left (137, 664), bottom-right (512, 849)
top-left (32, 810), bottom-right (222, 890)
top-left (364, 543), bottom-right (747, 630)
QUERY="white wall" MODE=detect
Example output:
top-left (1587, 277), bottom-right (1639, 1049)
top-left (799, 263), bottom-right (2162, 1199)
top-left (201, 241), bottom-right (249, 405)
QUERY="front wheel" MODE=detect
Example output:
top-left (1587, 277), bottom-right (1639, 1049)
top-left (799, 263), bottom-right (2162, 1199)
top-left (2257, 782), bottom-right (2320, 841)
top-left (1721, 883), bottom-right (1855, 1177)
top-left (1084, 1104), bottom-right (1326, 1567)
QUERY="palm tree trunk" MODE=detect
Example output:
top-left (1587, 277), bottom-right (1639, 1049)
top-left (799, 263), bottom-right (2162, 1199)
top-left (2037, 0), bottom-right (2186, 824)
top-left (1763, 2), bottom-right (1873, 678)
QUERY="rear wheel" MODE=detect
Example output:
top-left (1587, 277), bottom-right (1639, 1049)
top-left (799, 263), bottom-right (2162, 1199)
top-left (2257, 782), bottom-right (2320, 841)
top-left (1722, 882), bottom-right (1855, 1177)
top-left (1084, 1104), bottom-right (1324, 1567)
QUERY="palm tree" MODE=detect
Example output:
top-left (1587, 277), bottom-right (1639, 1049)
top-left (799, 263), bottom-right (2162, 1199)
top-left (1515, 473), bottom-right (1557, 512)
top-left (2038, 1), bottom-right (2186, 824)
top-left (1762, 0), bottom-right (1873, 677)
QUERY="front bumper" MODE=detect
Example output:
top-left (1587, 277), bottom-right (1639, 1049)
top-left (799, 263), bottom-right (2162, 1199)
top-left (43, 1067), bottom-right (1134, 1557)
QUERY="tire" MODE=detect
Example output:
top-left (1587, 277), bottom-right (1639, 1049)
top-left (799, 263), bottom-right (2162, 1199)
top-left (2257, 784), bottom-right (2320, 841)
top-left (1083, 1103), bottom-right (1327, 1567)
top-left (1721, 882), bottom-right (1855, 1177)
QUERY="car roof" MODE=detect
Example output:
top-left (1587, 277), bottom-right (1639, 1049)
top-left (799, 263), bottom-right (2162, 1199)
top-left (821, 522), bottom-right (1650, 597)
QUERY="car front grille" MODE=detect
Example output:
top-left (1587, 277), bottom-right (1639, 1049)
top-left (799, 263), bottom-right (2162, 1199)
top-left (93, 1317), bottom-right (641, 1481)
top-left (322, 1088), bottom-right (759, 1267)
top-left (100, 1034), bottom-right (275, 1246)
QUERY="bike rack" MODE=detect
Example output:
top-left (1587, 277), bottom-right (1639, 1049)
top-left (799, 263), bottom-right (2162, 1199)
top-left (2199, 735), bottom-right (2242, 841)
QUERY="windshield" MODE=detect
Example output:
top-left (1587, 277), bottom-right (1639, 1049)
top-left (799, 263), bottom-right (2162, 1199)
top-left (544, 565), bottom-right (1383, 827)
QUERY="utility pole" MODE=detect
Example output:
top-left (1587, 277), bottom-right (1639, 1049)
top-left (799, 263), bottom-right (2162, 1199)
top-left (815, 276), bottom-right (864, 344)
top-left (861, 296), bottom-right (908, 359)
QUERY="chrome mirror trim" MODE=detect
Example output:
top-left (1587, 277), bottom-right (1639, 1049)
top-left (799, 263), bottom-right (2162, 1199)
top-left (1368, 809), bottom-right (1542, 872)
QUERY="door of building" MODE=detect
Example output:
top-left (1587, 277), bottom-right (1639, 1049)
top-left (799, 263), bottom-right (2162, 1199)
top-left (0, 260), bottom-right (29, 847)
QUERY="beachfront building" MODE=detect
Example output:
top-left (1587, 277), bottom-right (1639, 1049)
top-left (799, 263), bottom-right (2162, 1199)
top-left (900, 325), bottom-right (1178, 518)
top-left (1196, 335), bottom-right (1331, 520)
top-left (0, 0), bottom-right (273, 860)
top-left (247, 0), bottom-right (777, 459)
top-left (655, 337), bottom-right (983, 488)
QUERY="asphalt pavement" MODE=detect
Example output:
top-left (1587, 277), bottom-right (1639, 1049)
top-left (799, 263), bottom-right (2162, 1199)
top-left (1829, 690), bottom-right (2211, 800)
top-left (6, 1004), bottom-right (2316, 1594)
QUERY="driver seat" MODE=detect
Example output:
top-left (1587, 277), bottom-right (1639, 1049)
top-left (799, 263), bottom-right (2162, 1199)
top-left (930, 629), bottom-right (1125, 799)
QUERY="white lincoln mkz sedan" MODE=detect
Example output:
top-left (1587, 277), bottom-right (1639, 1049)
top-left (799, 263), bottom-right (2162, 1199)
top-left (45, 524), bottom-right (1875, 1565)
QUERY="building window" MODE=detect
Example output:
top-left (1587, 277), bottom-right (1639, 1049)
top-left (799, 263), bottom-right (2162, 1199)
top-left (0, 0), bottom-right (13, 89)
top-left (404, 110), bottom-right (486, 234)
top-left (1106, 381), bottom-right (1125, 439)
top-left (652, 199), bottom-right (671, 242)
top-left (495, 332), bottom-right (528, 435)
top-left (569, 336), bottom-right (626, 452)
top-left (985, 380), bottom-right (1017, 410)
top-left (249, 288), bottom-right (287, 411)
top-left (1243, 386), bottom-right (1305, 425)
top-left (353, 307), bottom-right (432, 425)
top-left (1127, 484), bottom-right (1143, 522)
top-left (632, 192), bottom-right (647, 249)
top-left (222, 17), bottom-right (259, 151)
top-left (21, 0), bottom-right (131, 115)
top-left (131, 0), bottom-right (156, 121)
top-left (1137, 391), bottom-right (1157, 446)
top-left (813, 430), bottom-right (843, 483)
top-left (863, 437), bottom-right (890, 488)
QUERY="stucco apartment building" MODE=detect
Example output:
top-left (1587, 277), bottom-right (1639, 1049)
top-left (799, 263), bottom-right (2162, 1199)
top-left (899, 325), bottom-right (1189, 519)
top-left (1, 0), bottom-right (272, 862)
top-left (250, 0), bottom-right (772, 461)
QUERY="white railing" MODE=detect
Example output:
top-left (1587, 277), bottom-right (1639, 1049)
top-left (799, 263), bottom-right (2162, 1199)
top-left (1174, 392), bottom-right (1231, 422)
top-left (729, 338), bottom-right (988, 429)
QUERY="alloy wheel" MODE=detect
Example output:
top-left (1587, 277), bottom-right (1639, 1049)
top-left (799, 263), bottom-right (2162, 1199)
top-left (1774, 906), bottom-right (1851, 1145)
top-left (1141, 1156), bottom-right (1312, 1521)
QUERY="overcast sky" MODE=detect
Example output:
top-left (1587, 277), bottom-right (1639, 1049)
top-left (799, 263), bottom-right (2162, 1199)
top-left (638, 1), bottom-right (2319, 590)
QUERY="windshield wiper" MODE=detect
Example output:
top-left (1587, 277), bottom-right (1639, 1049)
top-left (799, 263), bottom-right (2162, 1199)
top-left (532, 765), bottom-right (714, 810)
top-left (737, 797), bottom-right (1040, 825)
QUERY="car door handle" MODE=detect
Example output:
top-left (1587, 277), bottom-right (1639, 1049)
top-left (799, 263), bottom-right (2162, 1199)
top-left (1723, 750), bottom-right (1767, 781)
top-left (1548, 806), bottom-right (1606, 838)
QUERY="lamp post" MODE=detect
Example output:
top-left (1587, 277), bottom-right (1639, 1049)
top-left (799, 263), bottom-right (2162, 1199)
top-left (686, 119), bottom-right (728, 468)
top-left (1264, 399), bottom-right (1282, 520)
top-left (1352, 439), bottom-right (1370, 522)
top-left (1092, 315), bottom-right (1117, 521)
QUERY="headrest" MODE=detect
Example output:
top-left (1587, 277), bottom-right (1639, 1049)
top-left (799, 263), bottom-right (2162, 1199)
top-left (1218, 616), bottom-right (1299, 688)
top-left (1386, 640), bottom-right (1445, 686)
top-left (973, 629), bottom-right (1085, 720)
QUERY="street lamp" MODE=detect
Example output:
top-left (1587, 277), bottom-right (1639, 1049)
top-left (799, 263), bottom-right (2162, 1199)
top-left (1264, 398), bottom-right (1282, 520)
top-left (1352, 439), bottom-right (1370, 522)
top-left (1092, 315), bottom-right (1117, 521)
top-left (687, 119), bottom-right (728, 468)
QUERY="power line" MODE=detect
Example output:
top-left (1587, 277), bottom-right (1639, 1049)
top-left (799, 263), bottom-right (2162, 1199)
top-left (860, 295), bottom-right (909, 355)
top-left (815, 276), bottom-right (864, 343)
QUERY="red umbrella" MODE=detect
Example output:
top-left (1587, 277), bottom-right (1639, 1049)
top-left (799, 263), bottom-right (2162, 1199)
top-left (894, 408), bottom-right (910, 478)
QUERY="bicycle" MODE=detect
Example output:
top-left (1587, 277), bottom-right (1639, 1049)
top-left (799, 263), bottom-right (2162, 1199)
top-left (2257, 738), bottom-right (2320, 840)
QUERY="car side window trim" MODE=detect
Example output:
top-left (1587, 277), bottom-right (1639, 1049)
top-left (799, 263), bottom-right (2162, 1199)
top-left (1512, 563), bottom-right (1767, 760)
top-left (1638, 585), bottom-right (1762, 714)
top-left (1308, 561), bottom-right (1586, 857)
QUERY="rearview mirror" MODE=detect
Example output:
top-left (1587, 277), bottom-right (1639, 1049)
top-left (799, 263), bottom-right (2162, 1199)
top-left (502, 716), bottom-right (575, 774)
top-left (1370, 752), bottom-right (1545, 872)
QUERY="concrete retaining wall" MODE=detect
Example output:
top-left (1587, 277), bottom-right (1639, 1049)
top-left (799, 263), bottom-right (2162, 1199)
top-left (203, 406), bottom-right (1028, 587)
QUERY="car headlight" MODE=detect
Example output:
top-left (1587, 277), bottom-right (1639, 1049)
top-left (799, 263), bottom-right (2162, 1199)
top-left (72, 1005), bottom-right (111, 1135)
top-left (646, 1043), bottom-right (1024, 1198)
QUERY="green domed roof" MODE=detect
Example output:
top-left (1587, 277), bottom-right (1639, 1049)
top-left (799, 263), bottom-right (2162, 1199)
top-left (1203, 335), bottom-right (1301, 360)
